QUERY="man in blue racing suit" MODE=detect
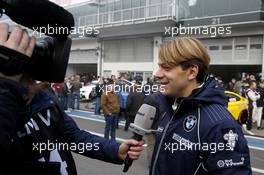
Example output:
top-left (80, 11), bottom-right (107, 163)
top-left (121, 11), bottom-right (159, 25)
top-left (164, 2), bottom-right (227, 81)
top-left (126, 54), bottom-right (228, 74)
top-left (149, 37), bottom-right (251, 175)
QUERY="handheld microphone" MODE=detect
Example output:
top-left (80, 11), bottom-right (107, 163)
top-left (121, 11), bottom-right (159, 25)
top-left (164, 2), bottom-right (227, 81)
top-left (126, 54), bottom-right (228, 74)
top-left (123, 104), bottom-right (156, 173)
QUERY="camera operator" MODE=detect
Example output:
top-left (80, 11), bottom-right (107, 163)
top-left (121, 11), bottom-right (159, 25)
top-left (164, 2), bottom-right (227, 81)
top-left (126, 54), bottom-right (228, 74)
top-left (0, 23), bottom-right (144, 175)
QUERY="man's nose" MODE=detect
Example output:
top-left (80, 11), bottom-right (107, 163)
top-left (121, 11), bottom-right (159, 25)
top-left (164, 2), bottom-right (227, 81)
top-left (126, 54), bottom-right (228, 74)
top-left (155, 67), bottom-right (164, 79)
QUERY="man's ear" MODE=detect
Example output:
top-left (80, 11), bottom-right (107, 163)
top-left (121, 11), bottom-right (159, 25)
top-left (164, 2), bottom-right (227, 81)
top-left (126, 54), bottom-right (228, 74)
top-left (188, 65), bottom-right (199, 81)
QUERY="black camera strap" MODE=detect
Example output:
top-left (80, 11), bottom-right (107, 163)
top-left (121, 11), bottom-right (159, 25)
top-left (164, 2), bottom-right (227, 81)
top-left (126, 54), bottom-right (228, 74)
top-left (0, 45), bottom-right (30, 76)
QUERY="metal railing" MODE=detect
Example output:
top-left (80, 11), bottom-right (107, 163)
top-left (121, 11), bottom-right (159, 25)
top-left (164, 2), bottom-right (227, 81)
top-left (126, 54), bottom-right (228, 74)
top-left (77, 2), bottom-right (176, 27)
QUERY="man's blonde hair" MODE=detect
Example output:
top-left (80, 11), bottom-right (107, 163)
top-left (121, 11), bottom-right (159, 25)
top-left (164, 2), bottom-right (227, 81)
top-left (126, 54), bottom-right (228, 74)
top-left (159, 37), bottom-right (211, 83)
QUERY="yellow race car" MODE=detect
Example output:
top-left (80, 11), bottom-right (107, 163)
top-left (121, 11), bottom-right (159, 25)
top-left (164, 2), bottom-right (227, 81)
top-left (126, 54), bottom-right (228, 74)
top-left (225, 91), bottom-right (248, 122)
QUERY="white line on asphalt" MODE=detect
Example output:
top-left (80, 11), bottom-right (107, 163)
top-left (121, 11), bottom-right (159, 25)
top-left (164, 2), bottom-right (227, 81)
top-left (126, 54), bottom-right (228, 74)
top-left (84, 130), bottom-right (125, 143)
top-left (69, 114), bottom-right (125, 126)
top-left (249, 146), bottom-right (264, 151)
top-left (242, 125), bottom-right (259, 136)
top-left (84, 130), bottom-right (148, 147)
top-left (243, 129), bottom-right (256, 136)
top-left (73, 110), bottom-right (94, 114)
top-left (252, 167), bottom-right (264, 174)
top-left (245, 135), bottom-right (264, 141)
top-left (66, 110), bottom-right (94, 114)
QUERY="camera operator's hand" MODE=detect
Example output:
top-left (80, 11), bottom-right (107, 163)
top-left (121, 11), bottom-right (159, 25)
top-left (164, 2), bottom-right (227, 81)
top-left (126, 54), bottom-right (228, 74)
top-left (0, 23), bottom-right (36, 81)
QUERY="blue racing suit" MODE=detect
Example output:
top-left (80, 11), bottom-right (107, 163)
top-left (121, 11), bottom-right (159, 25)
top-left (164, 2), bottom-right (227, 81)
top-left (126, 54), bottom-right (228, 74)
top-left (150, 77), bottom-right (251, 175)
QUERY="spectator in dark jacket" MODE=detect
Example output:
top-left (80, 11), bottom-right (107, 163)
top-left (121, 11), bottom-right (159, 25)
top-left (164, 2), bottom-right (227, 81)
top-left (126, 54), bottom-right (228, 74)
top-left (227, 78), bottom-right (236, 91)
top-left (126, 84), bottom-right (145, 131)
top-left (70, 75), bottom-right (82, 110)
top-left (143, 77), bottom-right (154, 95)
top-left (58, 78), bottom-right (69, 110)
top-left (94, 79), bottom-right (104, 115)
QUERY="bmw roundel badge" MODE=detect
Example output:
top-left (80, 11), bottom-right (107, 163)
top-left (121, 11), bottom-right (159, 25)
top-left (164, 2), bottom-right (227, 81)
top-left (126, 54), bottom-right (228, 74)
top-left (183, 115), bottom-right (197, 132)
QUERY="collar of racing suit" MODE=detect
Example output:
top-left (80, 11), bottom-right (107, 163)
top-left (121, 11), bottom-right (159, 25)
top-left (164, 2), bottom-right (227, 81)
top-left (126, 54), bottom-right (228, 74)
top-left (161, 76), bottom-right (228, 119)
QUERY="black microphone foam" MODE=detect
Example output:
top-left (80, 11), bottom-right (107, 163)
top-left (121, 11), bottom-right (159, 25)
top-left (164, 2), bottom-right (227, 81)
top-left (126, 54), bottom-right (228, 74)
top-left (1, 0), bottom-right (74, 38)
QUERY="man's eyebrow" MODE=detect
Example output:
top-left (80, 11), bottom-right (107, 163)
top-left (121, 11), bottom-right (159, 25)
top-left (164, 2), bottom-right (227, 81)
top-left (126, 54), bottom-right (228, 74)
top-left (158, 62), bottom-right (169, 67)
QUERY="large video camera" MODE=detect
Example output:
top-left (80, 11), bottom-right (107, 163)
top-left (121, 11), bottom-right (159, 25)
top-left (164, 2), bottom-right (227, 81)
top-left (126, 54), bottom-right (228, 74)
top-left (0, 0), bottom-right (74, 82)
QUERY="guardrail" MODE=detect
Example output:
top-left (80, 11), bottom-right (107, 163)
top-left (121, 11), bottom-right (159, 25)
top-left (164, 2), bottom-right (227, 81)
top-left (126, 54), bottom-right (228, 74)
top-left (77, 2), bottom-right (176, 27)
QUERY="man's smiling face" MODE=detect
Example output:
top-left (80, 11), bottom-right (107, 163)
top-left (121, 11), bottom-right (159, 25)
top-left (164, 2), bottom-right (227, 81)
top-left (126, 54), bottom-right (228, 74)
top-left (155, 37), bottom-right (211, 97)
top-left (155, 61), bottom-right (190, 97)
